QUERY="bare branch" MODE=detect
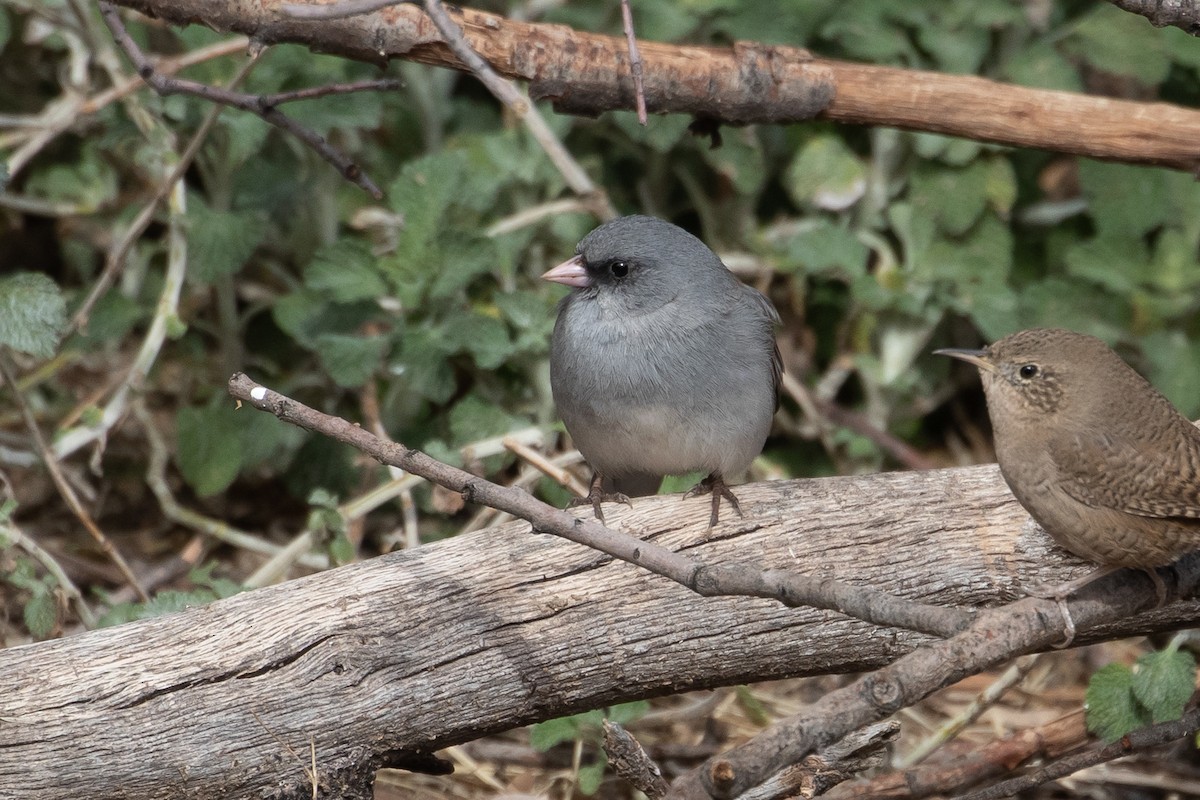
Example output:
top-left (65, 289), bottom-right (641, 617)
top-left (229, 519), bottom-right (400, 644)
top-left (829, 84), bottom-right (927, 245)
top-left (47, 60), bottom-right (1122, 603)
top-left (1108, 0), bottom-right (1200, 34)
top-left (227, 372), bottom-right (971, 638)
top-left (0, 352), bottom-right (148, 602)
top-left (99, 1), bottom-right (386, 197)
top-left (421, 0), bottom-right (615, 219)
top-left (957, 705), bottom-right (1200, 800)
top-left (112, 0), bottom-right (1200, 172)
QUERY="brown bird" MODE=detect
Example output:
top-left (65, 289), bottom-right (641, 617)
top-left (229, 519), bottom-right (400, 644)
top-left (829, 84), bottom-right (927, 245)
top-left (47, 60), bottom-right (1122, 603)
top-left (936, 328), bottom-right (1200, 636)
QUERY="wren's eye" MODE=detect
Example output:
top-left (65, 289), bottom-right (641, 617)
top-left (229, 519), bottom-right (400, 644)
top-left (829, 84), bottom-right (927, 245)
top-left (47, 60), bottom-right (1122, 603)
top-left (609, 260), bottom-right (629, 278)
top-left (1018, 363), bottom-right (1040, 379)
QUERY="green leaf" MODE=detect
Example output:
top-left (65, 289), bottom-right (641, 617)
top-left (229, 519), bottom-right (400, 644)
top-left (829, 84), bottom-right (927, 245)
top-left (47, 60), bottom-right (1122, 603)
top-left (186, 193), bottom-right (266, 284)
top-left (1086, 662), bottom-right (1151, 742)
top-left (1065, 5), bottom-right (1170, 85)
top-left (75, 291), bottom-right (144, 344)
top-left (700, 127), bottom-right (766, 195)
top-left (776, 220), bottom-right (869, 278)
top-left (495, 291), bottom-right (555, 337)
top-left (1131, 649), bottom-right (1196, 724)
top-left (23, 142), bottom-right (118, 209)
top-left (314, 332), bottom-right (388, 388)
top-left (135, 589), bottom-right (220, 618)
top-left (394, 327), bottom-right (456, 403)
top-left (912, 132), bottom-right (982, 167)
top-left (917, 22), bottom-right (989, 74)
top-left (607, 700), bottom-right (650, 726)
top-left (609, 111), bottom-right (692, 154)
top-left (304, 239), bottom-right (387, 302)
top-left (386, 152), bottom-right (468, 287)
top-left (735, 685), bottom-right (771, 726)
top-left (188, 563), bottom-right (243, 598)
top-left (286, 88), bottom-right (384, 137)
top-left (1064, 237), bottom-right (1148, 295)
top-left (529, 716), bottom-right (581, 751)
top-left (577, 754), bottom-right (607, 795)
top-left (176, 405), bottom-right (245, 497)
top-left (821, 6), bottom-right (916, 64)
top-left (284, 436), bottom-right (358, 499)
top-left (1150, 228), bottom-right (1200, 295)
top-left (328, 531), bottom-right (355, 566)
top-left (1002, 40), bottom-right (1083, 92)
top-left (23, 589), bottom-right (57, 638)
top-left (0, 273), bottom-right (66, 357)
top-left (659, 472), bottom-right (702, 494)
top-left (448, 394), bottom-right (522, 445)
top-left (0, 8), bottom-right (12, 53)
top-left (237, 405), bottom-right (306, 470)
top-left (1011, 278), bottom-right (1129, 342)
top-left (910, 161), bottom-right (990, 237)
top-left (984, 157), bottom-right (1017, 217)
top-left (1165, 25), bottom-right (1200, 70)
top-left (441, 311), bottom-right (516, 370)
top-left (1142, 331), bottom-right (1200, 418)
top-left (785, 135), bottom-right (867, 211)
top-left (1079, 161), bottom-right (1172, 239)
top-left (273, 291), bottom-right (378, 349)
top-left (428, 236), bottom-right (500, 299)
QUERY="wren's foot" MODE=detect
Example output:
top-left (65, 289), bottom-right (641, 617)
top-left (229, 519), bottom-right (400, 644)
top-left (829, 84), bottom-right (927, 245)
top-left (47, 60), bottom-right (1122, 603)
top-left (685, 473), bottom-right (744, 530)
top-left (1023, 564), bottom-right (1167, 648)
top-left (1024, 566), bottom-right (1120, 649)
top-left (567, 473), bottom-right (632, 524)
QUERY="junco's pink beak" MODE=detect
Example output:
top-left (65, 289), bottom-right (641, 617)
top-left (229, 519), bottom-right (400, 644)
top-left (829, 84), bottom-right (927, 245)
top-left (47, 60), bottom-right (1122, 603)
top-left (541, 255), bottom-right (592, 289)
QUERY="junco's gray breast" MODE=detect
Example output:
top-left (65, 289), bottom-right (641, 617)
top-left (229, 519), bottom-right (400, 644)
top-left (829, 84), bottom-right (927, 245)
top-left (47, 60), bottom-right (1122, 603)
top-left (544, 215), bottom-right (780, 521)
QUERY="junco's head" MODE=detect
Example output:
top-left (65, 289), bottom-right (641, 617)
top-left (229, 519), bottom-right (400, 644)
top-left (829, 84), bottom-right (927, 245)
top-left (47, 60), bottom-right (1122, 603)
top-left (542, 215), bottom-right (730, 315)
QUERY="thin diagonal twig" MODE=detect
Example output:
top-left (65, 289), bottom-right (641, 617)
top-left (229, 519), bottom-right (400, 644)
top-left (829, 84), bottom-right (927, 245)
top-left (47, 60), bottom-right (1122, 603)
top-left (422, 0), bottom-right (616, 220)
top-left (97, 1), bottom-right (385, 198)
top-left (229, 373), bottom-right (973, 638)
top-left (0, 352), bottom-right (148, 602)
top-left (70, 42), bottom-right (254, 333)
top-left (619, 0), bottom-right (647, 125)
top-left (957, 705), bottom-right (1200, 800)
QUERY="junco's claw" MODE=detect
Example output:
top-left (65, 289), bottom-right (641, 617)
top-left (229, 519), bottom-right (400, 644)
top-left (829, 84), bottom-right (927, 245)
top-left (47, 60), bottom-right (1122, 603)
top-left (568, 474), bottom-right (632, 523)
top-left (685, 473), bottom-right (744, 529)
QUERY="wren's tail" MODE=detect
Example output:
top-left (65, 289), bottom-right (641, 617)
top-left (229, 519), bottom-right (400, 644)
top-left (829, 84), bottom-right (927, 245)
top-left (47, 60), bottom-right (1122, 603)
top-left (603, 472), bottom-right (663, 498)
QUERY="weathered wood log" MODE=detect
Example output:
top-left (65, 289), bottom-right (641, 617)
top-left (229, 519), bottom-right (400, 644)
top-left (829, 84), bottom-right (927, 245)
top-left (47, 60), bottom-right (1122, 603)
top-left (4, 466), bottom-right (1198, 800)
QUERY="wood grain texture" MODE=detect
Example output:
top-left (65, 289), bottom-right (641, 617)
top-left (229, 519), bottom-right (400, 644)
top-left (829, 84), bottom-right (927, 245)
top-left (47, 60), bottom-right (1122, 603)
top-left (115, 0), bottom-right (1200, 170)
top-left (2, 466), bottom-right (1198, 799)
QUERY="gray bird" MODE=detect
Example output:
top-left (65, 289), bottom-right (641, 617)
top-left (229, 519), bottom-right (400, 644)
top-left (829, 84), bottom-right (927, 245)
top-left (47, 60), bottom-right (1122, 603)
top-left (542, 215), bottom-right (781, 527)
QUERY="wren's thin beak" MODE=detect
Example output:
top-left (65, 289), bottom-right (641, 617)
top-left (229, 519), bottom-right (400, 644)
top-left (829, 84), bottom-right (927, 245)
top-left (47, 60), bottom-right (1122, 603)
top-left (933, 347), bottom-right (996, 374)
top-left (541, 254), bottom-right (592, 289)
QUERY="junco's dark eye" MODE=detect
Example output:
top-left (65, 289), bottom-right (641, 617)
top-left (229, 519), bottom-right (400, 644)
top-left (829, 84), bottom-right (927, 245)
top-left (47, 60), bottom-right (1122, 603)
top-left (609, 261), bottom-right (629, 278)
top-left (1019, 363), bottom-right (1039, 379)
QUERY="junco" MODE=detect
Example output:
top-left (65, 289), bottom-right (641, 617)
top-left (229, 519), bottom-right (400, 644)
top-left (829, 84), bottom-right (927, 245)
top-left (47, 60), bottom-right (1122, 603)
top-left (542, 215), bottom-right (781, 527)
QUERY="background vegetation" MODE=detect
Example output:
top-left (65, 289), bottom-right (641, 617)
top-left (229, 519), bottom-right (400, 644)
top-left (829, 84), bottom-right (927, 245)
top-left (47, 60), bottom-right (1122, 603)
top-left (2, 0), bottom-right (1199, 795)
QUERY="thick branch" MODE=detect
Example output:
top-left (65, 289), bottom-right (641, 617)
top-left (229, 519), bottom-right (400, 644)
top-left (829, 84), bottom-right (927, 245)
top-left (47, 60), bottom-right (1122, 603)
top-left (114, 0), bottom-right (1200, 171)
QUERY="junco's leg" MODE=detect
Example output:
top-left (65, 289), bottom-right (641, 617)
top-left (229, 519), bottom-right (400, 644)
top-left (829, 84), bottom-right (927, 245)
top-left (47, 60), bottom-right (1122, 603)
top-left (685, 473), bottom-right (743, 529)
top-left (567, 473), bottom-right (633, 524)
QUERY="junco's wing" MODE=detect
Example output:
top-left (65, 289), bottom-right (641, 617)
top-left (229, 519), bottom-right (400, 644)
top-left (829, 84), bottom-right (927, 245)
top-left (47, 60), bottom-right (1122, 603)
top-left (744, 284), bottom-right (783, 403)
